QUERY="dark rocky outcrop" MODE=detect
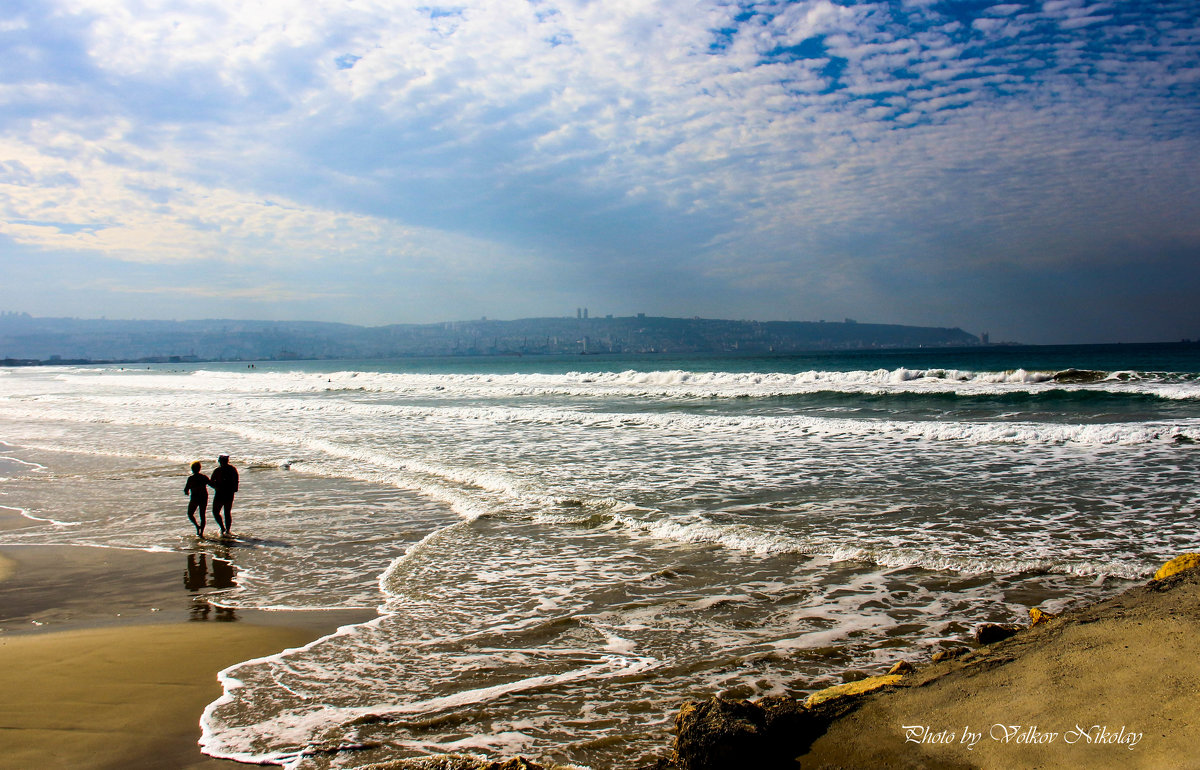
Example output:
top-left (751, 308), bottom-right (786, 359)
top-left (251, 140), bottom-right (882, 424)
top-left (671, 695), bottom-right (831, 770)
top-left (673, 697), bottom-right (771, 770)
top-left (973, 622), bottom-right (1022, 645)
top-left (668, 685), bottom-right (898, 770)
top-left (929, 646), bottom-right (972, 663)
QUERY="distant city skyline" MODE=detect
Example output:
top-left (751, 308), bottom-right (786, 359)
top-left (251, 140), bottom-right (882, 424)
top-left (1, 1), bottom-right (1198, 344)
top-left (0, 312), bottom-right (982, 362)
top-left (2, 307), bottom-right (1000, 344)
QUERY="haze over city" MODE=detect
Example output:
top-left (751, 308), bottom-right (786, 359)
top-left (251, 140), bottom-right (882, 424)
top-left (2, 0), bottom-right (1198, 344)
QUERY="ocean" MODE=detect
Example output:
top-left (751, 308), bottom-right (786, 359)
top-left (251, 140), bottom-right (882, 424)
top-left (1, 343), bottom-right (1198, 768)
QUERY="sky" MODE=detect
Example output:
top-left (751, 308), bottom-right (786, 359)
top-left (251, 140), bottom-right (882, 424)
top-left (1, 0), bottom-right (1198, 344)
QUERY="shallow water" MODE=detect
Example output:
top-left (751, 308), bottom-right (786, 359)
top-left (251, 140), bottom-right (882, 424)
top-left (2, 345), bottom-right (1198, 768)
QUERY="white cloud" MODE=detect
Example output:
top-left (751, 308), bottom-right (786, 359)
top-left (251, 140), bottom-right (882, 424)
top-left (2, 0), bottom-right (1197, 337)
top-left (767, 0), bottom-right (869, 47)
top-left (89, 279), bottom-right (349, 303)
top-left (0, 119), bottom-right (539, 277)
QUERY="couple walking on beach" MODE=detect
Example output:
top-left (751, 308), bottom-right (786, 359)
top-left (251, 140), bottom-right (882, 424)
top-left (184, 455), bottom-right (239, 538)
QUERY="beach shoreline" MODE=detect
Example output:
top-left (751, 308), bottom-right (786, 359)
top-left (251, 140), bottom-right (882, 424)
top-left (0, 543), bottom-right (376, 769)
top-left (8, 540), bottom-right (1193, 770)
top-left (3, 348), bottom-right (1198, 769)
top-left (664, 558), bottom-right (1200, 770)
top-left (2, 535), bottom-right (1197, 769)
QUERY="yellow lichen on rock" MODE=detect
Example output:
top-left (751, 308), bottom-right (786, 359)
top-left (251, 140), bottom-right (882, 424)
top-left (1029, 607), bottom-right (1056, 626)
top-left (804, 675), bottom-right (903, 709)
top-left (1154, 553), bottom-right (1200, 581)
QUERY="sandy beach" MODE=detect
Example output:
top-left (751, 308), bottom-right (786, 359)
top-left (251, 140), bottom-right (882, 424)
top-left (0, 544), bottom-right (375, 770)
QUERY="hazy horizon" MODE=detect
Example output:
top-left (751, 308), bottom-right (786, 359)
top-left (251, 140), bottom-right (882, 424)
top-left (0, 303), bottom-right (1196, 348)
top-left (3, 308), bottom-right (980, 327)
top-left (9, 308), bottom-right (1200, 348)
top-left (2, 1), bottom-right (1198, 346)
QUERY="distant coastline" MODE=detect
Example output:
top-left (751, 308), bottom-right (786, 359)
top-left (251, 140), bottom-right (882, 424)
top-left (0, 312), bottom-right (982, 363)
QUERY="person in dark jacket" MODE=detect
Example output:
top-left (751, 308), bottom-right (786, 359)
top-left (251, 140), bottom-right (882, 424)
top-left (208, 454), bottom-right (239, 536)
top-left (184, 461), bottom-right (208, 537)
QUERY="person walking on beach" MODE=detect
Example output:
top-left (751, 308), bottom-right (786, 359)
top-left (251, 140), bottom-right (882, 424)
top-left (208, 454), bottom-right (239, 537)
top-left (184, 461), bottom-right (209, 537)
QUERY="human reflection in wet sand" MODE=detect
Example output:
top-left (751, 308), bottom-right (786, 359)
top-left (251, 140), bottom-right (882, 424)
top-left (184, 553), bottom-right (208, 592)
top-left (185, 552), bottom-right (239, 621)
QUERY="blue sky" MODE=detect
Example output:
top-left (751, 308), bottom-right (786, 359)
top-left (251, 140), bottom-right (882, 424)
top-left (1, 0), bottom-right (1197, 343)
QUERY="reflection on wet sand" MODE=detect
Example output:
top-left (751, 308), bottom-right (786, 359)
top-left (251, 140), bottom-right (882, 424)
top-left (186, 551), bottom-right (239, 622)
top-left (0, 544), bottom-right (249, 631)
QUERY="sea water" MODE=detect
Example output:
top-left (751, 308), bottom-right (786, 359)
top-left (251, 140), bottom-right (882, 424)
top-left (1, 344), bottom-right (1198, 768)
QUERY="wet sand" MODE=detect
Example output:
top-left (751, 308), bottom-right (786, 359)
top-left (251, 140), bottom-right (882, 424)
top-left (0, 544), bottom-right (375, 770)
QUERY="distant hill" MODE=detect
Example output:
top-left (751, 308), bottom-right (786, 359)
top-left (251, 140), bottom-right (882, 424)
top-left (0, 312), bottom-right (980, 363)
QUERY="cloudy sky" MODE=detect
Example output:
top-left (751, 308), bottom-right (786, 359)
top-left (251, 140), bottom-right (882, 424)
top-left (1, 0), bottom-right (1197, 343)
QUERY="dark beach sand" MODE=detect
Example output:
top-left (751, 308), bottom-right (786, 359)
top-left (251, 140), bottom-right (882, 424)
top-left (0, 544), bottom-right (375, 770)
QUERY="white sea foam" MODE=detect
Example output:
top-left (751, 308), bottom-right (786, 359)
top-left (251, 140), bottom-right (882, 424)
top-left (0, 503), bottom-right (83, 528)
top-left (0, 453), bottom-right (48, 471)
top-left (201, 614), bottom-right (656, 767)
top-left (181, 398), bottom-right (1200, 446)
top-left (208, 658), bottom-right (650, 767)
top-left (6, 387), bottom-right (1198, 450)
top-left (18, 365), bottom-right (1198, 401)
top-left (608, 512), bottom-right (1150, 580)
